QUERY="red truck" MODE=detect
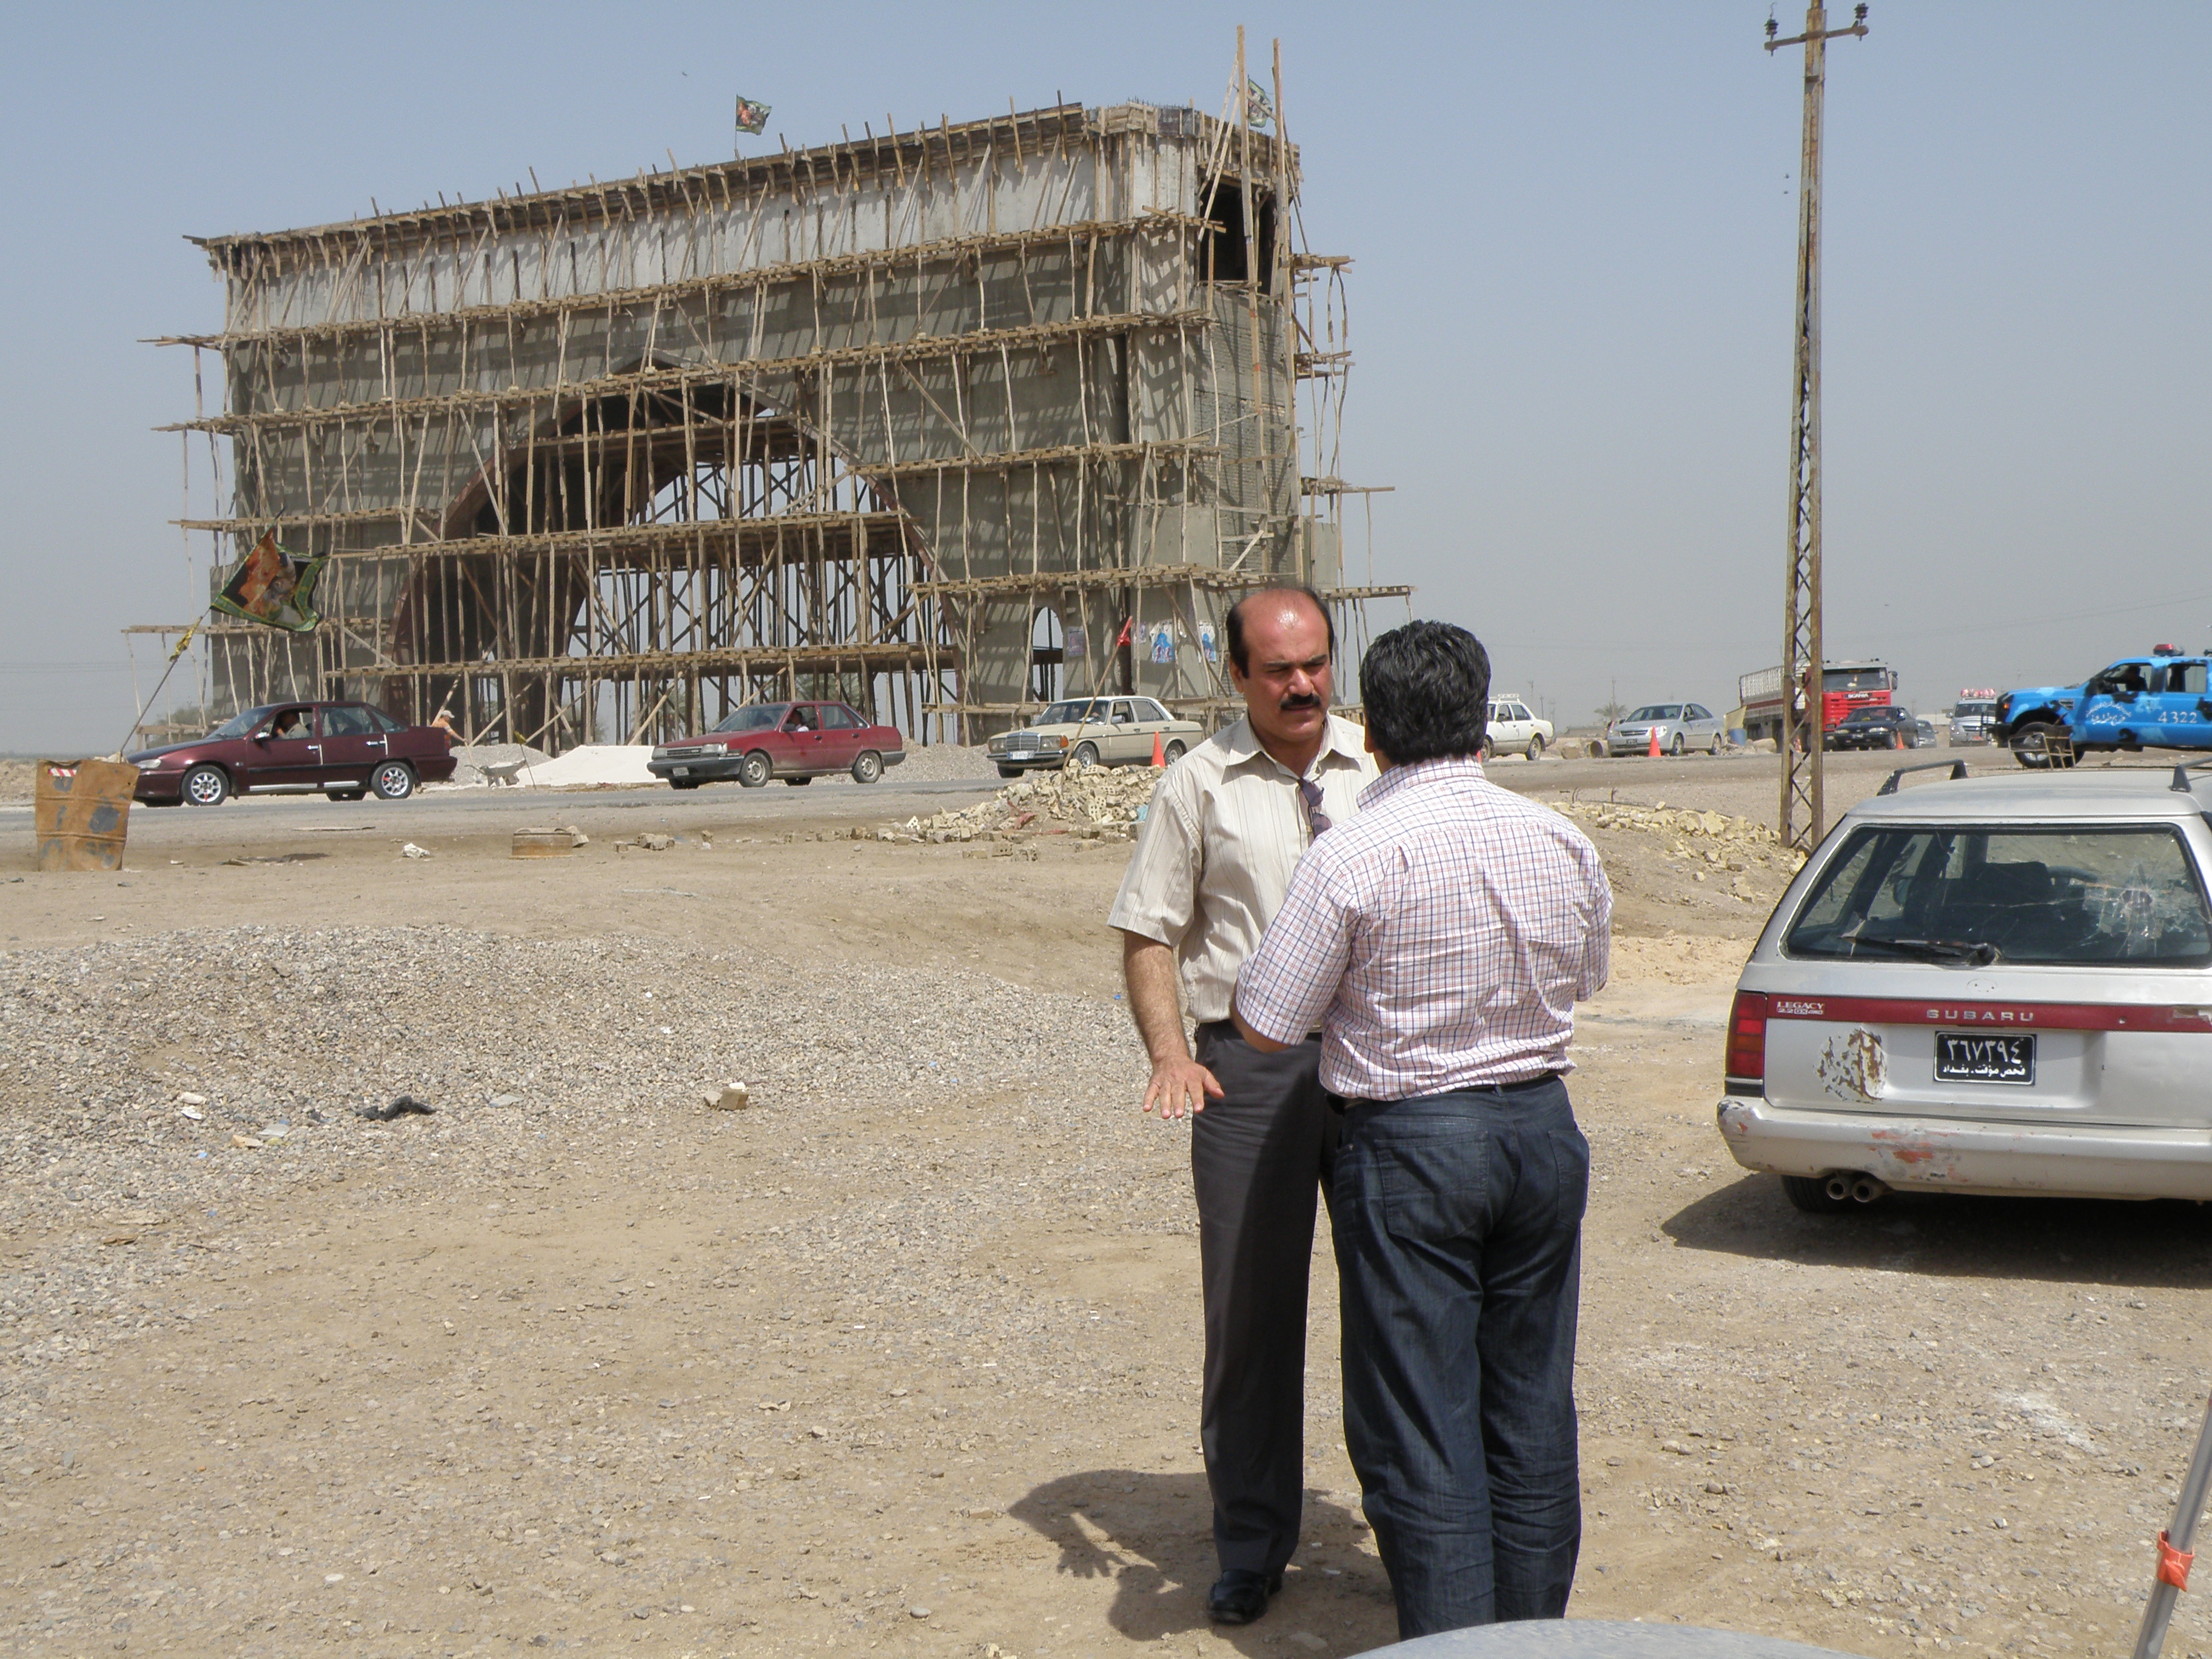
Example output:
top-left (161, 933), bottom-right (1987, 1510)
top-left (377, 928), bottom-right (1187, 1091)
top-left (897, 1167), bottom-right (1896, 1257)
top-left (1738, 660), bottom-right (1898, 749)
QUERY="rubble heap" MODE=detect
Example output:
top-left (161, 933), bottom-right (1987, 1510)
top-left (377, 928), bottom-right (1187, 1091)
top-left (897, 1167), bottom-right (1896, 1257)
top-left (1553, 799), bottom-right (1781, 847)
top-left (883, 760), bottom-right (1164, 845)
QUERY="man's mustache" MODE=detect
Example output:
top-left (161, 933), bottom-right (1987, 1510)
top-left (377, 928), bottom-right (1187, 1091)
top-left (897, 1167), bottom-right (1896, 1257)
top-left (1278, 692), bottom-right (1324, 712)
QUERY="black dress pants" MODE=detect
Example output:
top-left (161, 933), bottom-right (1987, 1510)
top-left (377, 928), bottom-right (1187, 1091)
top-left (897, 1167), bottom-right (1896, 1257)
top-left (1189, 1021), bottom-right (1341, 1577)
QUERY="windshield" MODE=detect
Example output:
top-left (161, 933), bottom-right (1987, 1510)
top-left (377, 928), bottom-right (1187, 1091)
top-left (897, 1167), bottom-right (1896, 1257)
top-left (1627, 705), bottom-right (1680, 721)
top-left (1952, 701), bottom-right (1994, 717)
top-left (1785, 825), bottom-right (2212, 967)
top-left (713, 705), bottom-right (789, 734)
top-left (208, 706), bottom-right (278, 740)
top-left (1039, 700), bottom-right (1107, 725)
top-left (1840, 709), bottom-right (1891, 723)
top-left (1825, 666), bottom-right (1894, 692)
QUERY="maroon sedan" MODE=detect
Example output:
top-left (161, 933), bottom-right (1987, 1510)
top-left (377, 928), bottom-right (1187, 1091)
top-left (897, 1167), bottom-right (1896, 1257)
top-left (648, 700), bottom-right (907, 788)
top-left (127, 702), bottom-right (457, 806)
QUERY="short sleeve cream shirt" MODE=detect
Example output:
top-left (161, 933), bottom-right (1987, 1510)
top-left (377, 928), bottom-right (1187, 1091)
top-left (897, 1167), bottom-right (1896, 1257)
top-left (1107, 714), bottom-right (1378, 1025)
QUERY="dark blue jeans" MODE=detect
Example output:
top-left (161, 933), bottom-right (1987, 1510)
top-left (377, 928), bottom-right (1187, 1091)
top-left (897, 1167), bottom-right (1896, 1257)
top-left (1332, 1078), bottom-right (1588, 1640)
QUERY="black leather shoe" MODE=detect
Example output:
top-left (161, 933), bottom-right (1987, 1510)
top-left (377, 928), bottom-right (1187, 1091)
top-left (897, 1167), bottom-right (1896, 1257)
top-left (1207, 1568), bottom-right (1285, 1624)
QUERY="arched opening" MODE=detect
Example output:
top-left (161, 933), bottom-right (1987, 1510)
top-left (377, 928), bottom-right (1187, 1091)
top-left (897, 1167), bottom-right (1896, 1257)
top-left (1029, 606), bottom-right (1065, 705)
top-left (387, 369), bottom-right (943, 749)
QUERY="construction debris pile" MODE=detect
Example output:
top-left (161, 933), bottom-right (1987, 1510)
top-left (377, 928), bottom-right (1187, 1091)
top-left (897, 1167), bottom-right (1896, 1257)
top-left (1552, 796), bottom-right (1807, 904)
top-left (1554, 799), bottom-right (1781, 847)
top-left (883, 761), bottom-right (1165, 844)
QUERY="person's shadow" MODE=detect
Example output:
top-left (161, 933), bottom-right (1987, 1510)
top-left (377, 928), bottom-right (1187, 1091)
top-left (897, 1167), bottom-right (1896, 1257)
top-left (1007, 1469), bottom-right (1398, 1653)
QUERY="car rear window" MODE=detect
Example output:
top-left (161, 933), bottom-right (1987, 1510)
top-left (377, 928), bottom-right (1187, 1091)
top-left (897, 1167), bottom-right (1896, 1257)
top-left (1785, 825), bottom-right (2212, 967)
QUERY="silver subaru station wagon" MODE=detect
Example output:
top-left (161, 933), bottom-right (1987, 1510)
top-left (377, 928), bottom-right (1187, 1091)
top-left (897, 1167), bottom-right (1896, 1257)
top-left (1718, 760), bottom-right (2212, 1212)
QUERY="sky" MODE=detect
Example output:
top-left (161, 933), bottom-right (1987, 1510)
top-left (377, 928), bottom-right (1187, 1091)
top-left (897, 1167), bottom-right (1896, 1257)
top-left (2, 1), bottom-right (2207, 752)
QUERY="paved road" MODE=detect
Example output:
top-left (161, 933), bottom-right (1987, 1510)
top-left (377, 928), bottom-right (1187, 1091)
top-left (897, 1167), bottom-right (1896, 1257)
top-left (0, 773), bottom-right (1005, 855)
top-left (1, 745), bottom-right (2015, 859)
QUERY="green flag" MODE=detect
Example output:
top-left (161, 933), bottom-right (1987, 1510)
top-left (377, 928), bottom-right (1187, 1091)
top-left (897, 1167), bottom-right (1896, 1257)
top-left (735, 96), bottom-right (772, 136)
top-left (213, 531), bottom-right (326, 633)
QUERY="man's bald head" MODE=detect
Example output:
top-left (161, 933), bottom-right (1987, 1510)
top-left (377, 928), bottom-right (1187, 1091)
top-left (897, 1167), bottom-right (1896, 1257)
top-left (1224, 586), bottom-right (1335, 676)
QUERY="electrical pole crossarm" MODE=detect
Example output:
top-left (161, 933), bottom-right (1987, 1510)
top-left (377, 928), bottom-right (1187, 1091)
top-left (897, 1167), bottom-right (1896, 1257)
top-left (1766, 1), bottom-right (1868, 51)
top-left (1766, 20), bottom-right (1868, 50)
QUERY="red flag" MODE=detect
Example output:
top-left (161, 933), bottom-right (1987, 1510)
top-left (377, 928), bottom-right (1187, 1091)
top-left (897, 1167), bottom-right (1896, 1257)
top-left (1114, 617), bottom-right (1134, 651)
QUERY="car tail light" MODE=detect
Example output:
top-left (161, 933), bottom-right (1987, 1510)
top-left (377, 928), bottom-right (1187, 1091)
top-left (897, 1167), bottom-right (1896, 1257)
top-left (1724, 990), bottom-right (1768, 1092)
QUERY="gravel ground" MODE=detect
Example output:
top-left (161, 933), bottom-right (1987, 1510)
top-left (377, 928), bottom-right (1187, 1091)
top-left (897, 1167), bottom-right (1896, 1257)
top-left (6, 753), bottom-right (2212, 1659)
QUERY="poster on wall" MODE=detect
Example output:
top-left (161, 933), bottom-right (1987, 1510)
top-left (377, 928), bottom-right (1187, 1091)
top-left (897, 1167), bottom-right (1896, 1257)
top-left (1063, 627), bottom-right (1087, 663)
top-left (1150, 623), bottom-right (1177, 665)
top-left (1198, 620), bottom-right (1218, 663)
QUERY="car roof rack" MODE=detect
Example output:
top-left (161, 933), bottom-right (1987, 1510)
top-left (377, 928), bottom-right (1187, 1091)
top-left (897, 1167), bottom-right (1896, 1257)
top-left (2170, 757), bottom-right (2212, 794)
top-left (1877, 759), bottom-right (1971, 796)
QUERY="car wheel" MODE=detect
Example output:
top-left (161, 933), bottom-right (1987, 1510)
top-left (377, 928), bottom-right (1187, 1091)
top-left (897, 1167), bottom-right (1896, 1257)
top-left (785, 775), bottom-right (813, 786)
top-left (1669, 733), bottom-right (1685, 757)
top-left (1164, 739), bottom-right (1187, 763)
top-left (325, 789), bottom-right (366, 802)
top-left (1526, 734), bottom-right (1545, 761)
top-left (1480, 735), bottom-right (1496, 761)
top-left (851, 750), bottom-right (883, 784)
top-left (1072, 741), bottom-right (1101, 768)
top-left (370, 760), bottom-right (417, 801)
top-left (1780, 1175), bottom-right (1857, 1216)
top-left (182, 765), bottom-right (230, 807)
top-left (739, 750), bottom-right (772, 788)
top-left (1708, 732), bottom-right (1723, 756)
top-left (997, 765), bottom-right (1021, 779)
top-left (2010, 722), bottom-right (2060, 770)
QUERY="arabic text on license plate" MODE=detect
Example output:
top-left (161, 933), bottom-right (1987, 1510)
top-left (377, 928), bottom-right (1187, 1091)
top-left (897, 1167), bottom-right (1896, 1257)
top-left (1935, 1031), bottom-right (2036, 1085)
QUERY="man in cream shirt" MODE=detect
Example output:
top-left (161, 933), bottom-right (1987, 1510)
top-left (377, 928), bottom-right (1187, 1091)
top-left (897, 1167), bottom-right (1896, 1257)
top-left (1108, 586), bottom-right (1376, 1626)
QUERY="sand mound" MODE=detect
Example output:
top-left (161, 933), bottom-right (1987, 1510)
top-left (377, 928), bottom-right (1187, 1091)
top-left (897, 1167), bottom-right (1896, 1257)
top-left (513, 745), bottom-right (658, 789)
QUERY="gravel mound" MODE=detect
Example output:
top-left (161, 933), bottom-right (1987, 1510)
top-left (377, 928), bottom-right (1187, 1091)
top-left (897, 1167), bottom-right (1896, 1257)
top-left (0, 759), bottom-right (33, 802)
top-left (0, 922), bottom-right (1148, 1362)
top-left (888, 742), bottom-right (997, 782)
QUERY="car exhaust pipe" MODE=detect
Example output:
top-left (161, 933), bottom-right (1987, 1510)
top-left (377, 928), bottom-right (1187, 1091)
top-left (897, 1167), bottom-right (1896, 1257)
top-left (1823, 1172), bottom-right (1890, 1204)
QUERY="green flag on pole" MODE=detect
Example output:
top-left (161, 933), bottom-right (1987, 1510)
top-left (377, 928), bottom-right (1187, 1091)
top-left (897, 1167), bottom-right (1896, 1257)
top-left (735, 96), bottom-right (772, 136)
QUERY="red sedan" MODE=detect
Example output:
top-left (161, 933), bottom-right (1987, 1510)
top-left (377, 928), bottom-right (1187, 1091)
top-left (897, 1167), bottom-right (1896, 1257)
top-left (127, 701), bottom-right (458, 806)
top-left (648, 701), bottom-right (907, 788)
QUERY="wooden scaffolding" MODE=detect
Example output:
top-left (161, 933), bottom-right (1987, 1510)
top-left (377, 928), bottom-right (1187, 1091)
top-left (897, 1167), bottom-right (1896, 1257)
top-left (151, 62), bottom-right (1404, 751)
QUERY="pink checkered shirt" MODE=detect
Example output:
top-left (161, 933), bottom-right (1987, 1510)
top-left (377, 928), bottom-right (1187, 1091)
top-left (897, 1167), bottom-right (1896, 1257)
top-left (1234, 758), bottom-right (1612, 1101)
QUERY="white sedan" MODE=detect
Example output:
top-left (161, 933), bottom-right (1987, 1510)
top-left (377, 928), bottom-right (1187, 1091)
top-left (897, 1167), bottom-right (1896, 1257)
top-left (1484, 698), bottom-right (1554, 760)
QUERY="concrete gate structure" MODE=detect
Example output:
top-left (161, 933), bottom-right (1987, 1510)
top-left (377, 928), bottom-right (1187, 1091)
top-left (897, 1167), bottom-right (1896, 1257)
top-left (157, 95), bottom-right (1401, 749)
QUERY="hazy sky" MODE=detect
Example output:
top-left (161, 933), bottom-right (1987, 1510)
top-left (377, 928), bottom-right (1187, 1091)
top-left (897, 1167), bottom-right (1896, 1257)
top-left (2, 1), bottom-right (2206, 752)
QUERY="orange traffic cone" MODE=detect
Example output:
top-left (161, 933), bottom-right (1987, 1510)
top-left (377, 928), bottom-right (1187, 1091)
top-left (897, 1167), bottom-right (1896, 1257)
top-left (1647, 725), bottom-right (1663, 759)
top-left (1151, 732), bottom-right (1167, 767)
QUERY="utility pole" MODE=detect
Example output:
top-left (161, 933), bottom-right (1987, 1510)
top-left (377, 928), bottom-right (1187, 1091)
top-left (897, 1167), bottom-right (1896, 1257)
top-left (1768, 1), bottom-right (1867, 853)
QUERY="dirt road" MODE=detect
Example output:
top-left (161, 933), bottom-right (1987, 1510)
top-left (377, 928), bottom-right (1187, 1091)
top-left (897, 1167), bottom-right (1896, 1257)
top-left (3, 749), bottom-right (2207, 1659)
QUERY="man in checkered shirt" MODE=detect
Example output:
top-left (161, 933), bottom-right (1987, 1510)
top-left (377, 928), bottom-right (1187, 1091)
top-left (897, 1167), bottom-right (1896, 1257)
top-left (1233, 620), bottom-right (1612, 1640)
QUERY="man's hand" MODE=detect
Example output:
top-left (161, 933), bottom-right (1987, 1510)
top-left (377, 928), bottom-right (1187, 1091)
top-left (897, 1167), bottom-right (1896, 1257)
top-left (1143, 1051), bottom-right (1225, 1120)
top-left (1121, 930), bottom-right (1224, 1119)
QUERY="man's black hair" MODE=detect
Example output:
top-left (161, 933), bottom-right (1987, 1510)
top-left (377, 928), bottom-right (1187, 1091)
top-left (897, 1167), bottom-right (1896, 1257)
top-left (1224, 586), bottom-right (1335, 675)
top-left (1359, 620), bottom-right (1492, 766)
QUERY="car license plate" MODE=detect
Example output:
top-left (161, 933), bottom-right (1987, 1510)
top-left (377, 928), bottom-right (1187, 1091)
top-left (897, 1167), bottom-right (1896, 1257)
top-left (673, 766), bottom-right (690, 776)
top-left (1934, 1031), bottom-right (2036, 1084)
